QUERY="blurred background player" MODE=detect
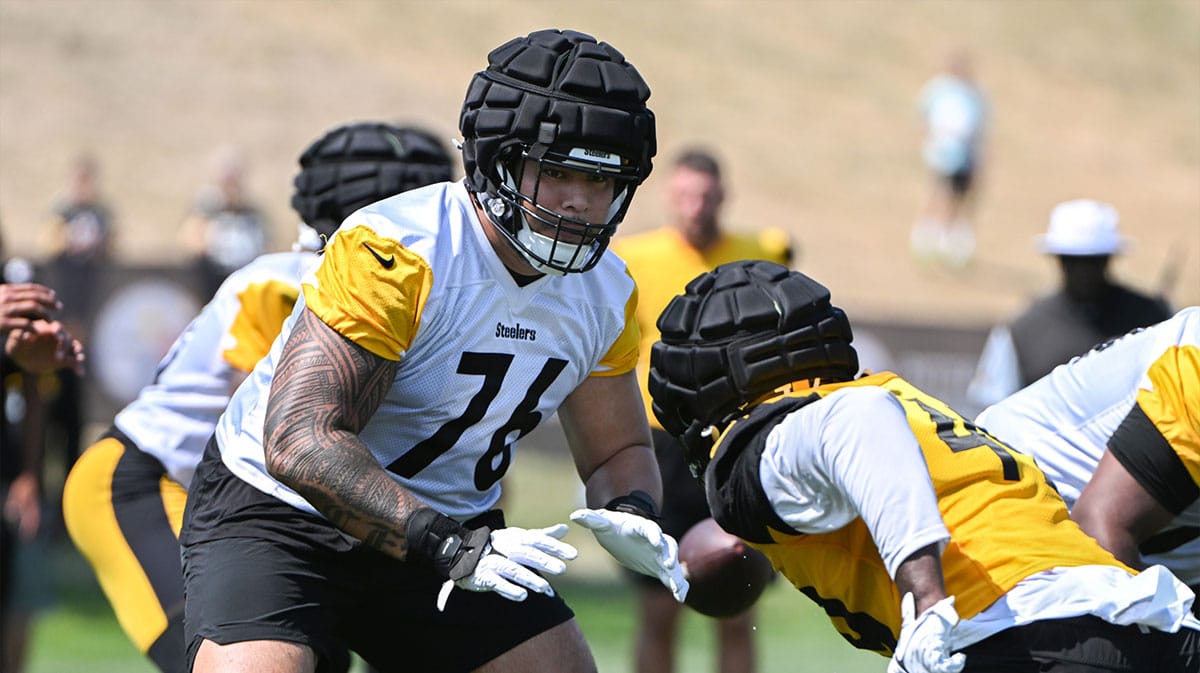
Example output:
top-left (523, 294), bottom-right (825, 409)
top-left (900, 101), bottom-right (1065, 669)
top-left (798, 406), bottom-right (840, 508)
top-left (179, 29), bottom-right (686, 673)
top-left (968, 198), bottom-right (1172, 408)
top-left (40, 152), bottom-right (115, 329)
top-left (649, 260), bottom-right (1200, 673)
top-left (61, 121), bottom-right (455, 673)
top-left (911, 48), bottom-right (988, 268)
top-left (178, 143), bottom-right (270, 300)
top-left (612, 146), bottom-right (791, 673)
top-left (1, 241), bottom-right (85, 673)
top-left (975, 307), bottom-right (1200, 603)
top-left (37, 153), bottom-right (116, 507)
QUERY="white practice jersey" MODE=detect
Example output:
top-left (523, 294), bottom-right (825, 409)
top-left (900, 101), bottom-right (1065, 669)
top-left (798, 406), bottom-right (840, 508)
top-left (216, 181), bottom-right (640, 519)
top-left (114, 251), bottom-right (315, 488)
top-left (976, 307), bottom-right (1200, 584)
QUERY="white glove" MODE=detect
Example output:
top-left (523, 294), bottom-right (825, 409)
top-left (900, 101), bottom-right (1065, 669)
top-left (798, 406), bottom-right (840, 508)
top-left (569, 508), bottom-right (689, 602)
top-left (436, 524), bottom-right (577, 612)
top-left (887, 593), bottom-right (967, 673)
top-left (489, 523), bottom-right (578, 575)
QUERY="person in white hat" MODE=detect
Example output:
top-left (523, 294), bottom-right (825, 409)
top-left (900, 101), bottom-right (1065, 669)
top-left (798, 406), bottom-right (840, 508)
top-left (967, 198), bottom-right (1172, 409)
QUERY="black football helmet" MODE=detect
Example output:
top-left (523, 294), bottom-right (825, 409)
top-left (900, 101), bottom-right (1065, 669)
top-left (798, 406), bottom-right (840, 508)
top-left (290, 122), bottom-right (455, 250)
top-left (459, 29), bottom-right (656, 274)
top-left (649, 260), bottom-right (859, 475)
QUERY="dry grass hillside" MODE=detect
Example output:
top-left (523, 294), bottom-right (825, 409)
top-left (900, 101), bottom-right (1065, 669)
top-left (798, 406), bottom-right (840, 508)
top-left (1, 0), bottom-right (1197, 326)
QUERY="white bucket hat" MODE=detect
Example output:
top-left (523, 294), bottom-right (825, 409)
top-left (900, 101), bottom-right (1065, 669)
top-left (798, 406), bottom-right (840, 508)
top-left (1036, 199), bottom-right (1130, 256)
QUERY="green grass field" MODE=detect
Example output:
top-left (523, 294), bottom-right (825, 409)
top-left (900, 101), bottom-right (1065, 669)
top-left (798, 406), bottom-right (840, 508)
top-left (23, 445), bottom-right (882, 673)
top-left (26, 554), bottom-right (883, 673)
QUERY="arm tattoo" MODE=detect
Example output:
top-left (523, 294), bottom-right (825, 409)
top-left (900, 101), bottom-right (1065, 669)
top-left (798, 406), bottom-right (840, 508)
top-left (264, 308), bottom-right (416, 558)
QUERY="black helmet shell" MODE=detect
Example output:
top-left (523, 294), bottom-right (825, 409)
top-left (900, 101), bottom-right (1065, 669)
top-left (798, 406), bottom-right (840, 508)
top-left (459, 29), bottom-right (655, 198)
top-left (291, 122), bottom-right (455, 240)
top-left (649, 261), bottom-right (859, 466)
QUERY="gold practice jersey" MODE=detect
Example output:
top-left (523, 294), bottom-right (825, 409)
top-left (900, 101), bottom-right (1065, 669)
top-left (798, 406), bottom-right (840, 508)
top-left (216, 181), bottom-right (640, 518)
top-left (612, 226), bottom-right (790, 428)
top-left (113, 251), bottom-right (311, 487)
top-left (706, 373), bottom-right (1195, 655)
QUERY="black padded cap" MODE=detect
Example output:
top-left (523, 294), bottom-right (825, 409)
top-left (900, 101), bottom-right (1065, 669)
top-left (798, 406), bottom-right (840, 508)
top-left (459, 29), bottom-right (655, 196)
top-left (291, 122), bottom-right (455, 238)
top-left (649, 261), bottom-right (858, 443)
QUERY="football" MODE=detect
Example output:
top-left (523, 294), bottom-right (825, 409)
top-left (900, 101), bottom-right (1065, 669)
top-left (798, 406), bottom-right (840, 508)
top-left (678, 517), bottom-right (775, 618)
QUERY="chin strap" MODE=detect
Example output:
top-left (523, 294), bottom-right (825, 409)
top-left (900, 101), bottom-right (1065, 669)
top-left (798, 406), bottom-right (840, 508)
top-left (476, 191), bottom-right (512, 226)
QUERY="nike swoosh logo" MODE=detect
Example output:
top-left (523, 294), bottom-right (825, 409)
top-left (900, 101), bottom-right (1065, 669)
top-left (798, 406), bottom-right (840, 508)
top-left (362, 242), bottom-right (395, 269)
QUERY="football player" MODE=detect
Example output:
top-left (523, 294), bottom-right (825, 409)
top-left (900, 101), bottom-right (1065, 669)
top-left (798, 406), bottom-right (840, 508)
top-left (976, 307), bottom-right (1199, 598)
top-left (179, 29), bottom-right (687, 673)
top-left (649, 260), bottom-right (1199, 673)
top-left (62, 121), bottom-right (455, 673)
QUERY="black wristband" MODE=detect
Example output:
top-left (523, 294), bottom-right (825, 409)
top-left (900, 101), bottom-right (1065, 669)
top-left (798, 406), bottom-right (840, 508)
top-left (604, 490), bottom-right (660, 521)
top-left (406, 508), bottom-right (492, 581)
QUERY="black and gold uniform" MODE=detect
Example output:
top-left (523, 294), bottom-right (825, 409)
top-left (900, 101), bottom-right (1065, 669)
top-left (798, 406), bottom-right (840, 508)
top-left (708, 373), bottom-right (1134, 653)
top-left (649, 260), bottom-right (1200, 672)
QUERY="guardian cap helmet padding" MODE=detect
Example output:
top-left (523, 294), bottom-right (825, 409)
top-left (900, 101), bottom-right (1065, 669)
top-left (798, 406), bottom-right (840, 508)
top-left (649, 261), bottom-right (859, 472)
top-left (459, 28), bottom-right (656, 274)
top-left (291, 122), bottom-right (455, 249)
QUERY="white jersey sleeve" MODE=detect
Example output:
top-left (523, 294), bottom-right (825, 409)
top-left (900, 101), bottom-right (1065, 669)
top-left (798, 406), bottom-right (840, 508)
top-left (758, 386), bottom-right (951, 578)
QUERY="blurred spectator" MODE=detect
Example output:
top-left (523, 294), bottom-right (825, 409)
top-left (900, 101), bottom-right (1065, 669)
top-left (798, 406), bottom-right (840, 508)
top-left (911, 49), bottom-right (988, 268)
top-left (2, 235), bottom-right (85, 673)
top-left (178, 144), bottom-right (269, 300)
top-left (42, 153), bottom-right (114, 292)
top-left (612, 147), bottom-right (791, 673)
top-left (38, 154), bottom-right (113, 489)
top-left (968, 198), bottom-right (1172, 407)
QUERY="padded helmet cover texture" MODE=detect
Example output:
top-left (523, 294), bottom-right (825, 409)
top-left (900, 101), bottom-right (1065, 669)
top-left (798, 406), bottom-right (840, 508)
top-left (291, 122), bottom-right (455, 239)
top-left (649, 260), bottom-right (859, 456)
top-left (459, 28), bottom-right (656, 196)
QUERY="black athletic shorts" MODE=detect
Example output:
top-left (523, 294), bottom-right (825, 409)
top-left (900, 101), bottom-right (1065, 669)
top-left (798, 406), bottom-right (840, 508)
top-left (959, 614), bottom-right (1200, 672)
top-left (626, 429), bottom-right (710, 590)
top-left (180, 438), bottom-right (574, 673)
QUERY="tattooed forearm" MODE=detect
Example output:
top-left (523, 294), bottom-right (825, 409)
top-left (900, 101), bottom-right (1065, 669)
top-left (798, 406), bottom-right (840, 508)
top-left (264, 308), bottom-right (417, 559)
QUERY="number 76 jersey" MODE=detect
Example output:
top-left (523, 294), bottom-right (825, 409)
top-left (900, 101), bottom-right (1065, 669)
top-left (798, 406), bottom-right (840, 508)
top-left (216, 182), bottom-right (640, 518)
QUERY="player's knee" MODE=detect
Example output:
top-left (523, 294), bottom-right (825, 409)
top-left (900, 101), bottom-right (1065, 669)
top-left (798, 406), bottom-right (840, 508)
top-left (193, 638), bottom-right (316, 673)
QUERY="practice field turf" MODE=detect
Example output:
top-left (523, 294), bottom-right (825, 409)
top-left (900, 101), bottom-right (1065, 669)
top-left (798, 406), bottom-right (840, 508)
top-left (26, 554), bottom-right (882, 673)
top-left (24, 445), bottom-right (881, 673)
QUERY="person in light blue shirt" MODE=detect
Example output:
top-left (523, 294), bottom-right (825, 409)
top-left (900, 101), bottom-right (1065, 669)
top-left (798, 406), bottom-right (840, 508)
top-left (911, 49), bottom-right (988, 268)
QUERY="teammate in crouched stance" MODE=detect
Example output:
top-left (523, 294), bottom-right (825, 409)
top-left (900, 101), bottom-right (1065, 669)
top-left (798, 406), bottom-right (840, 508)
top-left (181, 29), bottom-right (686, 673)
top-left (648, 260), bottom-right (1200, 673)
top-left (975, 307), bottom-right (1200, 598)
top-left (62, 121), bottom-right (455, 673)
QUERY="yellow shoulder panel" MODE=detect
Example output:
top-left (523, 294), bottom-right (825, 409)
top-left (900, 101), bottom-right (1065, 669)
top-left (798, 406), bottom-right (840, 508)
top-left (223, 279), bottom-right (300, 372)
top-left (594, 270), bottom-right (641, 377)
top-left (1138, 344), bottom-right (1200, 486)
top-left (302, 225), bottom-right (433, 361)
